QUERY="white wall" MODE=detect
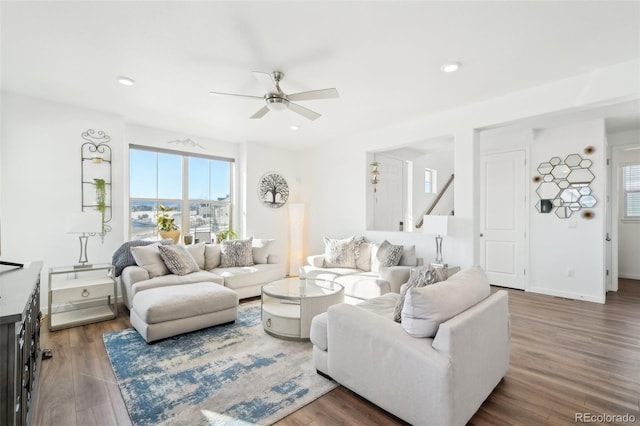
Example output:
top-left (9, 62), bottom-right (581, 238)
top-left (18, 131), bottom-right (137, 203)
top-left (530, 121), bottom-right (606, 302)
top-left (242, 141), bottom-right (302, 274)
top-left (1, 59), bottom-right (638, 308)
top-left (608, 129), bottom-right (640, 280)
top-left (299, 60), bottom-right (638, 302)
top-left (479, 121), bottom-right (606, 303)
top-left (0, 94), bottom-right (300, 311)
top-left (1, 93), bottom-right (126, 309)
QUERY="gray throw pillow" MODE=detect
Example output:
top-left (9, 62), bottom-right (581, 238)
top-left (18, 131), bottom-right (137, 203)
top-left (112, 239), bottom-right (172, 277)
top-left (220, 238), bottom-right (255, 268)
top-left (158, 244), bottom-right (200, 276)
top-left (393, 265), bottom-right (446, 322)
top-left (130, 243), bottom-right (170, 278)
top-left (252, 238), bottom-right (275, 264)
top-left (376, 240), bottom-right (403, 268)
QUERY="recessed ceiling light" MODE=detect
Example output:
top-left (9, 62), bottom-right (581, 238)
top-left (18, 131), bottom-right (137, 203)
top-left (117, 76), bottom-right (136, 86)
top-left (440, 62), bottom-right (461, 73)
top-left (290, 125), bottom-right (300, 130)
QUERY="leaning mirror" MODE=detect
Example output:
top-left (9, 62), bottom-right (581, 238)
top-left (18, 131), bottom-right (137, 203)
top-left (366, 135), bottom-right (454, 232)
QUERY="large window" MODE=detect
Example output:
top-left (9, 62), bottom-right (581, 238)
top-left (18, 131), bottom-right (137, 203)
top-left (623, 163), bottom-right (640, 219)
top-left (129, 146), bottom-right (234, 242)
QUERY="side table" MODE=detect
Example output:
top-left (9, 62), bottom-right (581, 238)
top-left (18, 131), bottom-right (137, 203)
top-left (409, 264), bottom-right (461, 283)
top-left (48, 263), bottom-right (117, 331)
top-left (430, 264), bottom-right (461, 278)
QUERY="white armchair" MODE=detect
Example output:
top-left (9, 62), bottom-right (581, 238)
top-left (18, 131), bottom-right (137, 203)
top-left (311, 267), bottom-right (510, 425)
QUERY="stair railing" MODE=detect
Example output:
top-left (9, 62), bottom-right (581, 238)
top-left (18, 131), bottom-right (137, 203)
top-left (415, 173), bottom-right (454, 229)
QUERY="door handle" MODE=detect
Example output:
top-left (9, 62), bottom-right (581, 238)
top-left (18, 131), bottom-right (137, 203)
top-left (606, 233), bottom-right (611, 242)
top-left (480, 233), bottom-right (484, 237)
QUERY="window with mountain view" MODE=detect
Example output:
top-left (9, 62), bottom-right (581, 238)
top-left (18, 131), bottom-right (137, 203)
top-left (129, 146), bottom-right (234, 242)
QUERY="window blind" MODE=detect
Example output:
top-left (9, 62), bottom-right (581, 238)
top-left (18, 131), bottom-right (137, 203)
top-left (623, 164), bottom-right (640, 218)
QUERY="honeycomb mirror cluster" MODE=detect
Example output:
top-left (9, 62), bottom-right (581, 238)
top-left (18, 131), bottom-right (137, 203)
top-left (535, 153), bottom-right (596, 219)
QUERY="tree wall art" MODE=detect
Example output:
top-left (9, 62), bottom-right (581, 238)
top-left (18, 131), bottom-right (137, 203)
top-left (258, 172), bottom-right (289, 208)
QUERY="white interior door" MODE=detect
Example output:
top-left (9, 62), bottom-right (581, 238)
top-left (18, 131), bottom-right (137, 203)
top-left (373, 154), bottom-right (404, 231)
top-left (479, 150), bottom-right (526, 289)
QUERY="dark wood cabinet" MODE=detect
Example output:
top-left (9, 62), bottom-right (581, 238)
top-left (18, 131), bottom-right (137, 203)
top-left (0, 262), bottom-right (43, 426)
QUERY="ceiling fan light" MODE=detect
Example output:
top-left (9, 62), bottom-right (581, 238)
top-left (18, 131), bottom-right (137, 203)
top-left (266, 96), bottom-right (289, 112)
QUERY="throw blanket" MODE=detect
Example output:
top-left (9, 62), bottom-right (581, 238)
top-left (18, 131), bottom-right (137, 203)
top-left (111, 239), bottom-right (171, 277)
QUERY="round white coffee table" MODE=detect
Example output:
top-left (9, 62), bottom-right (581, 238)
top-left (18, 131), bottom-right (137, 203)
top-left (261, 277), bottom-right (344, 340)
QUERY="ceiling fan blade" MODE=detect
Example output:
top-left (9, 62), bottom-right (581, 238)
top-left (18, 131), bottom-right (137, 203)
top-left (288, 88), bottom-right (339, 102)
top-left (250, 105), bottom-right (270, 119)
top-left (252, 71), bottom-right (278, 93)
top-left (287, 102), bottom-right (321, 121)
top-left (209, 91), bottom-right (263, 100)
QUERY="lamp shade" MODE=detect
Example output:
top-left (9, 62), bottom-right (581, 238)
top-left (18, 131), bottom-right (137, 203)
top-left (66, 211), bottom-right (103, 234)
top-left (422, 215), bottom-right (449, 236)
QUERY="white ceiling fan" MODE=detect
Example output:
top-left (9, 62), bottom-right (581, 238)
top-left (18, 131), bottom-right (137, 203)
top-left (209, 71), bottom-right (339, 121)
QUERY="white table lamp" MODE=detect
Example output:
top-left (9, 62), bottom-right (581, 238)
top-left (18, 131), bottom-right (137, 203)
top-left (422, 215), bottom-right (450, 266)
top-left (66, 211), bottom-right (102, 268)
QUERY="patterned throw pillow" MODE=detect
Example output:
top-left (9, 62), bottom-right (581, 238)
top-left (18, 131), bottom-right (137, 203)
top-left (158, 244), bottom-right (200, 276)
top-left (376, 240), bottom-right (403, 268)
top-left (393, 265), bottom-right (449, 322)
top-left (323, 236), bottom-right (357, 268)
top-left (220, 238), bottom-right (255, 268)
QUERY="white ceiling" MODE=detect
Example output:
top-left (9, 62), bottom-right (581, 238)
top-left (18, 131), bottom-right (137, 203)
top-left (2, 1), bottom-right (639, 150)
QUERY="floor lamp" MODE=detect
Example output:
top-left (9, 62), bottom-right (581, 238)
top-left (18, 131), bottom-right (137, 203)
top-left (288, 203), bottom-right (305, 277)
top-left (422, 215), bottom-right (450, 267)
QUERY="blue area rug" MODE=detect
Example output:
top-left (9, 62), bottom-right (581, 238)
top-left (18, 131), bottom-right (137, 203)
top-left (103, 302), bottom-right (337, 426)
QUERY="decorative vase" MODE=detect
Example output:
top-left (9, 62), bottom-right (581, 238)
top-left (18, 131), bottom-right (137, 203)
top-left (160, 229), bottom-right (180, 244)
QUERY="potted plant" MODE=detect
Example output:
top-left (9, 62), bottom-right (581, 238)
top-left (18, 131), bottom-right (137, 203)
top-left (156, 204), bottom-right (180, 244)
top-left (215, 229), bottom-right (238, 244)
top-left (94, 178), bottom-right (106, 234)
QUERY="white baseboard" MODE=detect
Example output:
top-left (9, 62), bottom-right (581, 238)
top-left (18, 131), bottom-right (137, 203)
top-left (618, 273), bottom-right (640, 281)
top-left (528, 286), bottom-right (605, 304)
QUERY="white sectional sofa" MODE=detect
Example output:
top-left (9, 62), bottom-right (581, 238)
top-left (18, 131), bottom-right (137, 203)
top-left (300, 240), bottom-right (422, 303)
top-left (310, 267), bottom-right (510, 426)
top-left (119, 240), bottom-right (285, 309)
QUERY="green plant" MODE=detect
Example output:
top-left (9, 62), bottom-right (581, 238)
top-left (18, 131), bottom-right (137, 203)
top-left (94, 178), bottom-right (106, 214)
top-left (94, 178), bottom-right (106, 235)
top-left (215, 229), bottom-right (238, 243)
top-left (156, 204), bottom-right (179, 232)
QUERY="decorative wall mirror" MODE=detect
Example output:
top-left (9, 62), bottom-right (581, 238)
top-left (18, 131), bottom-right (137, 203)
top-left (534, 152), bottom-right (596, 219)
top-left (366, 135), bottom-right (454, 232)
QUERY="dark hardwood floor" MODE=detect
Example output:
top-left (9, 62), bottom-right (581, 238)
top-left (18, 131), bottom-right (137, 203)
top-left (35, 279), bottom-right (640, 426)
